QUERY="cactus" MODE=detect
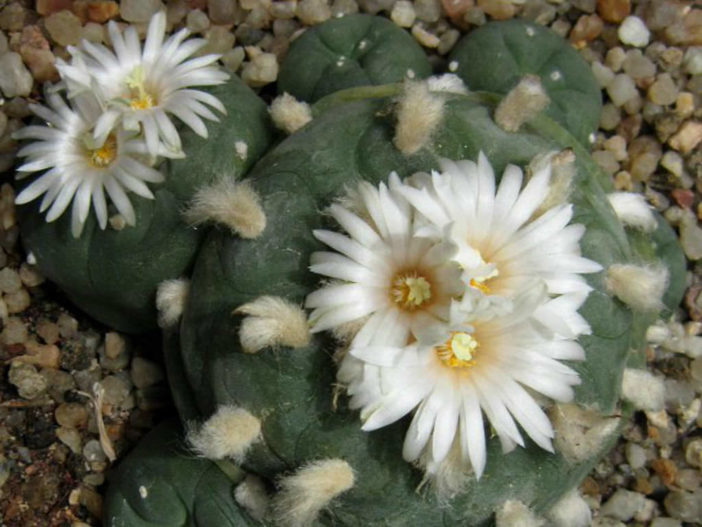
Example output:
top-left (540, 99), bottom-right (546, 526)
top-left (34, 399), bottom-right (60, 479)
top-left (99, 16), bottom-right (686, 527)
top-left (15, 16), bottom-right (273, 333)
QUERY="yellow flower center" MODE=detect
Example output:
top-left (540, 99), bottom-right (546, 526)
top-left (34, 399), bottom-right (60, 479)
top-left (126, 66), bottom-right (156, 110)
top-left (88, 134), bottom-right (117, 168)
top-left (391, 272), bottom-right (432, 310)
top-left (436, 331), bottom-right (478, 369)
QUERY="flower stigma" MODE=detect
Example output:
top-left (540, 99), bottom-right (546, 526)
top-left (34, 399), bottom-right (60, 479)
top-left (126, 66), bottom-right (156, 110)
top-left (87, 133), bottom-right (118, 168)
top-left (391, 272), bottom-right (432, 310)
top-left (436, 331), bottom-right (479, 368)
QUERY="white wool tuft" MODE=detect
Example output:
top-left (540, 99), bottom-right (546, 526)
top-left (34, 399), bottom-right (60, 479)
top-left (155, 278), bottom-right (190, 328)
top-left (551, 403), bottom-right (620, 463)
top-left (426, 74), bottom-right (468, 94)
top-left (187, 405), bottom-right (261, 462)
top-left (607, 192), bottom-right (657, 232)
top-left (270, 93), bottom-right (313, 135)
top-left (495, 500), bottom-right (545, 527)
top-left (272, 459), bottom-right (355, 527)
top-left (621, 368), bottom-right (665, 411)
top-left (495, 75), bottom-right (550, 133)
top-left (528, 149), bottom-right (576, 216)
top-left (184, 178), bottom-right (266, 238)
top-left (235, 296), bottom-right (310, 353)
top-left (546, 489), bottom-right (592, 527)
top-left (235, 475), bottom-right (270, 521)
top-left (417, 439), bottom-right (472, 502)
top-left (605, 263), bottom-right (668, 312)
top-left (393, 81), bottom-right (445, 155)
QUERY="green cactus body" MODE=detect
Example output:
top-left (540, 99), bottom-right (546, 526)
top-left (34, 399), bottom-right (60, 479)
top-left (18, 77), bottom-right (273, 333)
top-left (277, 14), bottom-right (432, 102)
top-left (164, 92), bottom-right (684, 524)
top-left (103, 17), bottom-right (685, 527)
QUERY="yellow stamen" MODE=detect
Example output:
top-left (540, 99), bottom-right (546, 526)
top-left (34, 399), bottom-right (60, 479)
top-left (391, 272), bottom-right (432, 310)
top-left (89, 134), bottom-right (117, 168)
top-left (436, 331), bottom-right (478, 369)
top-left (126, 66), bottom-right (156, 110)
top-left (470, 278), bottom-right (491, 294)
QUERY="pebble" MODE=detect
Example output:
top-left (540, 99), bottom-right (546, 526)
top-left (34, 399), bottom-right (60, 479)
top-left (0, 52), bottom-right (33, 99)
top-left (241, 52), bottom-right (279, 87)
top-left (676, 468), bottom-right (701, 491)
top-left (607, 73), bottom-right (638, 107)
top-left (686, 438), bottom-right (702, 469)
top-left (186, 9), bottom-right (210, 32)
top-left (664, 490), bottom-right (702, 522)
top-left (623, 49), bottom-right (656, 79)
top-left (57, 313), bottom-right (78, 338)
top-left (55, 426), bottom-right (82, 454)
top-left (41, 368), bottom-right (75, 402)
top-left (597, 0), bottom-right (630, 24)
top-left (130, 357), bottom-right (164, 389)
top-left (391, 0), bottom-right (416, 28)
top-left (625, 443), bottom-right (647, 470)
top-left (44, 10), bottom-right (82, 46)
top-left (592, 61), bottom-right (615, 88)
top-left (0, 30), bottom-right (6, 55)
top-left (606, 46), bottom-right (626, 71)
top-left (600, 103), bottom-right (621, 131)
top-left (331, 0), bottom-right (359, 16)
top-left (0, 3), bottom-right (28, 31)
top-left (87, 1), bottom-right (120, 23)
top-left (601, 488), bottom-right (647, 521)
top-left (477, 0), bottom-right (515, 21)
top-left (82, 439), bottom-right (107, 463)
top-left (0, 267), bottom-right (22, 294)
top-left (208, 0), bottom-right (238, 23)
top-left (618, 15), bottom-right (650, 48)
top-left (221, 47), bottom-right (246, 72)
top-left (651, 519), bottom-right (682, 527)
top-left (73, 365), bottom-right (102, 393)
top-left (683, 47), bottom-right (702, 76)
top-left (669, 121), bottom-right (702, 155)
top-left (2, 316), bottom-right (28, 345)
top-left (648, 73), bottom-right (679, 106)
top-left (200, 25), bottom-right (236, 56)
top-left (296, 0), bottom-right (331, 25)
top-left (411, 24), bottom-right (440, 48)
top-left (104, 332), bottom-right (127, 360)
top-left (118, 2), bottom-right (164, 23)
top-left (100, 375), bottom-right (131, 407)
top-left (414, 0), bottom-right (440, 23)
top-left (8, 361), bottom-right (47, 400)
top-left (593, 150), bottom-right (619, 175)
top-left (55, 403), bottom-right (89, 429)
top-left (438, 29), bottom-right (459, 56)
top-left (570, 14), bottom-right (604, 47)
top-left (5, 288), bottom-right (31, 314)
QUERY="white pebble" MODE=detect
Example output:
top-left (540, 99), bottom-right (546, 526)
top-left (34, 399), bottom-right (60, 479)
top-left (618, 16), bottom-right (650, 48)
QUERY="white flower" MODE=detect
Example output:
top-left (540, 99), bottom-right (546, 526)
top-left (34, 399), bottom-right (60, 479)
top-left (399, 153), bottom-right (602, 338)
top-left (305, 174), bottom-right (463, 348)
top-left (345, 281), bottom-right (585, 479)
top-left (57, 11), bottom-right (229, 157)
top-left (14, 91), bottom-right (164, 237)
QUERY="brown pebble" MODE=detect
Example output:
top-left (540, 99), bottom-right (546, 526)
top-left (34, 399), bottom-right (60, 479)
top-left (651, 458), bottom-right (677, 487)
top-left (580, 476), bottom-right (600, 496)
top-left (477, 0), bottom-right (514, 20)
top-left (672, 188), bottom-right (694, 209)
top-left (19, 264), bottom-right (44, 288)
top-left (570, 14), bottom-right (604, 48)
top-left (442, 0), bottom-right (473, 26)
top-left (36, 0), bottom-right (74, 15)
top-left (634, 476), bottom-right (654, 495)
top-left (617, 114), bottom-right (642, 142)
top-left (665, 8), bottom-right (702, 46)
top-left (597, 0), bottom-right (630, 24)
top-left (86, 1), bottom-right (119, 23)
top-left (79, 485), bottom-right (103, 519)
top-left (36, 319), bottom-right (60, 345)
top-left (15, 340), bottom-right (60, 369)
top-left (55, 402), bottom-right (89, 429)
top-left (5, 288), bottom-right (31, 314)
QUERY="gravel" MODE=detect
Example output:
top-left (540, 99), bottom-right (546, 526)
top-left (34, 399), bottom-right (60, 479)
top-left (0, 0), bottom-right (700, 525)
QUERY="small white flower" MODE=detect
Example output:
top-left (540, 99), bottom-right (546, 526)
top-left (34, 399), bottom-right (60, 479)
top-left (345, 281), bottom-right (585, 479)
top-left (14, 91), bottom-right (164, 237)
top-left (57, 11), bottom-right (229, 157)
top-left (305, 174), bottom-right (463, 348)
top-left (399, 153), bottom-right (602, 337)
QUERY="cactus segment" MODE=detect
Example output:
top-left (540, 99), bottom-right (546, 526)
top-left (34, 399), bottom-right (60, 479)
top-left (449, 19), bottom-right (602, 146)
top-left (278, 14), bottom-right (432, 102)
top-left (17, 76), bottom-right (273, 333)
